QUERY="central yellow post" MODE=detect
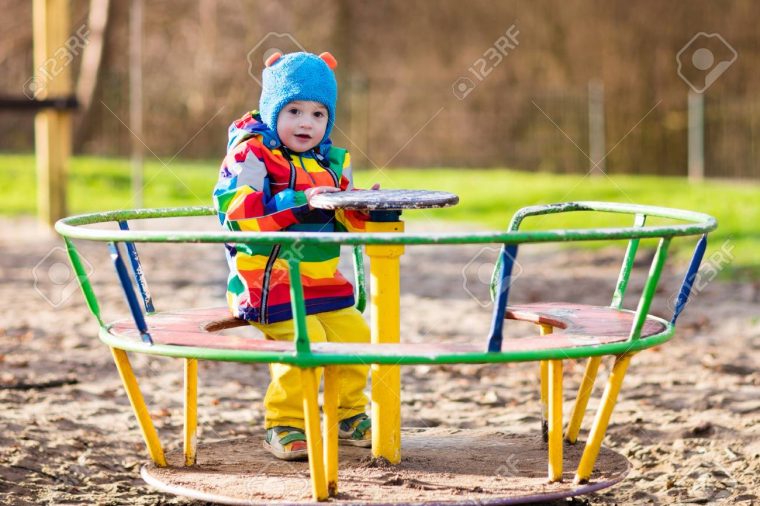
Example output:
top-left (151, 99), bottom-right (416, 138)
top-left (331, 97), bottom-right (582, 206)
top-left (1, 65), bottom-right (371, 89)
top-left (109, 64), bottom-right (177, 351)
top-left (366, 219), bottom-right (404, 464)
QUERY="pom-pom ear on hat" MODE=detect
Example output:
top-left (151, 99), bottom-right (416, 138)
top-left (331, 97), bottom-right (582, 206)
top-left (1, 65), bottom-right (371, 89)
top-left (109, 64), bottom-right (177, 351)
top-left (265, 52), bottom-right (282, 67)
top-left (319, 52), bottom-right (338, 69)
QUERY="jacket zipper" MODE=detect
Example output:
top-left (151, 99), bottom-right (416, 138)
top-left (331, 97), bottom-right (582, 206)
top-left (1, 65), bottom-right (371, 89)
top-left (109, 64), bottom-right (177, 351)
top-left (259, 150), bottom-right (337, 322)
top-left (259, 244), bottom-right (281, 323)
top-left (300, 152), bottom-right (339, 187)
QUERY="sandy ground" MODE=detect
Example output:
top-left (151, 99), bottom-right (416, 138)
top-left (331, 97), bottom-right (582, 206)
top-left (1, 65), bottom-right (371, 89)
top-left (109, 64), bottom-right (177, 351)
top-left (0, 216), bottom-right (758, 505)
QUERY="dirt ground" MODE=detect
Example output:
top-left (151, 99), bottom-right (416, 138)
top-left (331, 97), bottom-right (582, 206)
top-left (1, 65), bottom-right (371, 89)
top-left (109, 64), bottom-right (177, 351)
top-left (0, 216), bottom-right (758, 505)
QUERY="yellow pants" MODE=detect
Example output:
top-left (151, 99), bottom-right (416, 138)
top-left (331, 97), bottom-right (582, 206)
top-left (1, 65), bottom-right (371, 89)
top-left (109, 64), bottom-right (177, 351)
top-left (251, 306), bottom-right (370, 430)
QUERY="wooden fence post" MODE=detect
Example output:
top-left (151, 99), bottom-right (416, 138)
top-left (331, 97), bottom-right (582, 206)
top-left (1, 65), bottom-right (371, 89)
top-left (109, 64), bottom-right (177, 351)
top-left (688, 91), bottom-right (705, 182)
top-left (588, 79), bottom-right (606, 175)
top-left (33, 0), bottom-right (72, 226)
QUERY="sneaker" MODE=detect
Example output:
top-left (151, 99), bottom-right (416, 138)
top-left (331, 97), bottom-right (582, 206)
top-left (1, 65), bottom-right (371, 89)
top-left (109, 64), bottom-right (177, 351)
top-left (263, 426), bottom-right (308, 461)
top-left (338, 413), bottom-right (371, 447)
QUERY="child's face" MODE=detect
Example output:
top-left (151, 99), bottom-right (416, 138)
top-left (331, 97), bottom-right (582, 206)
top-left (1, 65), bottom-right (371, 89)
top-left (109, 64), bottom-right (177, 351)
top-left (276, 100), bottom-right (329, 152)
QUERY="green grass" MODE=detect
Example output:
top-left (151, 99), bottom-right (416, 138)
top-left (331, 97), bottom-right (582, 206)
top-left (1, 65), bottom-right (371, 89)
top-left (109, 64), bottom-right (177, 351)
top-left (354, 166), bottom-right (760, 276)
top-left (2, 153), bottom-right (758, 277)
top-left (0, 154), bottom-right (214, 213)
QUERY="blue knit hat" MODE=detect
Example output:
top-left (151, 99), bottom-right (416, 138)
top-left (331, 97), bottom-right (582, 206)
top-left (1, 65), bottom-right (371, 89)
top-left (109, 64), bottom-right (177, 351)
top-left (259, 51), bottom-right (338, 146)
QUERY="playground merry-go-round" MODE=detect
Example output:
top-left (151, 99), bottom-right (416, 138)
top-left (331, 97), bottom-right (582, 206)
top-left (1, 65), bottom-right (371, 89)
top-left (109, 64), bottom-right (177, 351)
top-left (55, 195), bottom-right (715, 504)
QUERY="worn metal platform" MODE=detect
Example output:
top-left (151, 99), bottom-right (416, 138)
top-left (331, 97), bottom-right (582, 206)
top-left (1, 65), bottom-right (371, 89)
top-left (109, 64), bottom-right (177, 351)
top-left (142, 428), bottom-right (630, 505)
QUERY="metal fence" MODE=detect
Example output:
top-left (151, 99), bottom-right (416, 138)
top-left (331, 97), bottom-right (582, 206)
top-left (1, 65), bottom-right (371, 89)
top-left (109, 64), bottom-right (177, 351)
top-left (1, 78), bottom-right (758, 180)
top-left (333, 77), bottom-right (758, 180)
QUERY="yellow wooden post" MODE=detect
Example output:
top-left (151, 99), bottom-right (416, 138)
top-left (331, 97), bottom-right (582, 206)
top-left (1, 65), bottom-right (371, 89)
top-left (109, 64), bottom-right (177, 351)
top-left (366, 219), bottom-right (404, 464)
top-left (548, 359), bottom-right (564, 482)
top-left (565, 356), bottom-right (602, 444)
top-left (33, 0), bottom-right (72, 226)
top-left (301, 368), bottom-right (328, 501)
top-left (110, 348), bottom-right (167, 466)
top-left (323, 366), bottom-right (340, 496)
top-left (574, 354), bottom-right (632, 484)
top-left (183, 358), bottom-right (198, 466)
top-left (538, 324), bottom-right (552, 443)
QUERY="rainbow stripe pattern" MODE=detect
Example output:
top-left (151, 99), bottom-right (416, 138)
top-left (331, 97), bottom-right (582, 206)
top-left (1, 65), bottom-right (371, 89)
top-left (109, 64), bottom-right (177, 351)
top-left (213, 111), bottom-right (367, 323)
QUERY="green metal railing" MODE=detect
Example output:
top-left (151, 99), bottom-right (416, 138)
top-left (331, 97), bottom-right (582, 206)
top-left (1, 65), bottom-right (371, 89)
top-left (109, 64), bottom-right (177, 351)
top-left (56, 201), bottom-right (717, 367)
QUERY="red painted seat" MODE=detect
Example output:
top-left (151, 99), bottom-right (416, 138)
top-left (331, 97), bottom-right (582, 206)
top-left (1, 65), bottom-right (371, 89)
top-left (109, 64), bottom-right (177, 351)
top-left (107, 303), bottom-right (667, 356)
top-left (505, 302), bottom-right (666, 339)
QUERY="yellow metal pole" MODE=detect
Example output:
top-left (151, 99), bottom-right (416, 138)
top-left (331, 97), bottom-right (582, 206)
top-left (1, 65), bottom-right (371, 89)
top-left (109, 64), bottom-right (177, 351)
top-left (183, 358), bottom-right (198, 466)
top-left (539, 324), bottom-right (552, 443)
top-left (565, 356), bottom-right (602, 444)
top-left (548, 359), bottom-right (563, 482)
top-left (301, 368), bottom-right (328, 501)
top-left (110, 348), bottom-right (167, 466)
top-left (366, 220), bottom-right (404, 464)
top-left (33, 0), bottom-right (71, 226)
top-left (323, 366), bottom-right (340, 496)
top-left (574, 354), bottom-right (632, 484)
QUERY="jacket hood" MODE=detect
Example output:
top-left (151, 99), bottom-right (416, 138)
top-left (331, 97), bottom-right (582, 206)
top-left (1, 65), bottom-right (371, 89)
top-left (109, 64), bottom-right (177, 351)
top-left (226, 111), bottom-right (332, 156)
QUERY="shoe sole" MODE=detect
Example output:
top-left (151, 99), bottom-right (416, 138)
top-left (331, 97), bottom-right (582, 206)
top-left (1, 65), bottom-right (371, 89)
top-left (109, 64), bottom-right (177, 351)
top-left (338, 437), bottom-right (372, 448)
top-left (262, 440), bottom-right (309, 461)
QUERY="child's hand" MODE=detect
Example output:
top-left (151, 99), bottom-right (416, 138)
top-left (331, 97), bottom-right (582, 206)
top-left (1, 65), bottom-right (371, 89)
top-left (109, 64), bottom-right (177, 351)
top-left (305, 186), bottom-right (340, 209)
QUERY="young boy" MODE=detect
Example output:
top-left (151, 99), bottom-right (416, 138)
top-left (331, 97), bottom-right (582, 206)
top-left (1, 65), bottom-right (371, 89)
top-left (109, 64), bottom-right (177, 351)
top-left (213, 51), bottom-right (374, 461)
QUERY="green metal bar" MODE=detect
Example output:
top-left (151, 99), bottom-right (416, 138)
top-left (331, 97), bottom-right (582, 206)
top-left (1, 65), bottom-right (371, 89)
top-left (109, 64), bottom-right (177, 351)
top-left (508, 201), bottom-right (711, 228)
top-left (56, 202), bottom-right (712, 368)
top-left (629, 237), bottom-right (671, 341)
top-left (64, 237), bottom-right (103, 326)
top-left (55, 202), bottom-right (717, 247)
top-left (56, 222), bottom-right (714, 247)
top-left (352, 245), bottom-right (367, 313)
top-left (286, 254), bottom-right (311, 354)
top-left (611, 214), bottom-right (647, 309)
top-left (98, 318), bottom-right (675, 366)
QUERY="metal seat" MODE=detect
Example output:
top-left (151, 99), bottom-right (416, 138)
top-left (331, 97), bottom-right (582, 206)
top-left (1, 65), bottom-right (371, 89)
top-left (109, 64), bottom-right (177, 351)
top-left (107, 302), bottom-right (668, 357)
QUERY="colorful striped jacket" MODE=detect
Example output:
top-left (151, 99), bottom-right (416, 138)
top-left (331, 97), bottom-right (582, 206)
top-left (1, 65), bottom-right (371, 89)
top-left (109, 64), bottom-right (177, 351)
top-left (213, 111), bottom-right (367, 324)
